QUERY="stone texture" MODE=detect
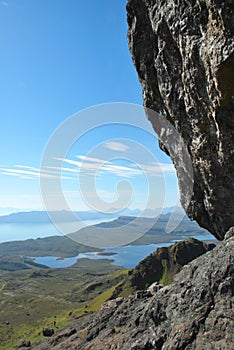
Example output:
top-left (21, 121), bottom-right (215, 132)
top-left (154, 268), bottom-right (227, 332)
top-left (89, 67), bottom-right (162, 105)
top-left (127, 0), bottom-right (234, 240)
top-left (31, 237), bottom-right (234, 350)
top-left (225, 226), bottom-right (234, 240)
top-left (112, 238), bottom-right (215, 296)
top-left (16, 339), bottom-right (31, 349)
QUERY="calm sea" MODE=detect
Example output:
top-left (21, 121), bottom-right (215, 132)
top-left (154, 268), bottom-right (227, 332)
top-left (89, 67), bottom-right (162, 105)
top-left (31, 233), bottom-right (215, 269)
top-left (32, 243), bottom-right (174, 269)
top-left (0, 219), bottom-right (114, 244)
top-left (0, 221), bottom-right (216, 269)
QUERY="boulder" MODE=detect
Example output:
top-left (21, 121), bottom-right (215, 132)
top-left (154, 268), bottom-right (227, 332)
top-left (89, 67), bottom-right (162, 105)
top-left (42, 328), bottom-right (54, 337)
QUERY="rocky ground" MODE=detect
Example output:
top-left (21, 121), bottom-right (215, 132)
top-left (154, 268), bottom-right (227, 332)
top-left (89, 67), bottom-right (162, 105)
top-left (28, 231), bottom-right (233, 350)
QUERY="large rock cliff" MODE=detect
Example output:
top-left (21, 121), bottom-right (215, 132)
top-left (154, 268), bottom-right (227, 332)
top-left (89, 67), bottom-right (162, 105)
top-left (127, 0), bottom-right (234, 240)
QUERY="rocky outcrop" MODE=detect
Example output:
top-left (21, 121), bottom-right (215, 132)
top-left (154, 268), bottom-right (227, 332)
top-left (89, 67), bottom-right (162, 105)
top-left (127, 0), bottom-right (234, 240)
top-left (16, 339), bottom-right (31, 349)
top-left (112, 238), bottom-right (215, 297)
top-left (127, 238), bottom-right (215, 288)
top-left (42, 328), bottom-right (55, 337)
top-left (31, 235), bottom-right (234, 350)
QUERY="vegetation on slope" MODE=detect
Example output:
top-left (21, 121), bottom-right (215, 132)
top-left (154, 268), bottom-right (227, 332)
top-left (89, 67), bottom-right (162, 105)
top-left (0, 259), bottom-right (127, 349)
top-left (111, 238), bottom-right (215, 298)
top-left (0, 235), bottom-right (99, 259)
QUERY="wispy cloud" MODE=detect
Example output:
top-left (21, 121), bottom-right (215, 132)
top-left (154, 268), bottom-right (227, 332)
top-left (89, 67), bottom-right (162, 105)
top-left (1, 1), bottom-right (8, 6)
top-left (64, 155), bottom-right (175, 178)
top-left (104, 141), bottom-right (129, 152)
top-left (62, 156), bottom-right (143, 178)
top-left (0, 155), bottom-right (175, 182)
top-left (0, 165), bottom-right (74, 180)
top-left (77, 155), bottom-right (105, 164)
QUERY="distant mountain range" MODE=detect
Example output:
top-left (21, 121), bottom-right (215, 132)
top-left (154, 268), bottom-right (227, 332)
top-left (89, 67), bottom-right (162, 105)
top-left (68, 212), bottom-right (214, 247)
top-left (0, 207), bottom-right (184, 223)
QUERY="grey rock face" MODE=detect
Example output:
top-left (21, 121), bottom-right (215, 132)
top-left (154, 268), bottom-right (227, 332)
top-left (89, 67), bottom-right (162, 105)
top-left (225, 226), bottom-right (234, 240)
top-left (122, 238), bottom-right (215, 292)
top-left (127, 0), bottom-right (234, 240)
top-left (16, 339), bottom-right (31, 349)
top-left (31, 237), bottom-right (234, 350)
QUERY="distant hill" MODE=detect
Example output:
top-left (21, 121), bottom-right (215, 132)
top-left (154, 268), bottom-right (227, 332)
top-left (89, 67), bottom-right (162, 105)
top-left (0, 234), bottom-right (101, 272)
top-left (0, 210), bottom-right (106, 223)
top-left (0, 209), bottom-right (128, 223)
top-left (0, 235), bottom-right (99, 259)
top-left (68, 213), bottom-right (214, 247)
top-left (0, 207), bottom-right (183, 223)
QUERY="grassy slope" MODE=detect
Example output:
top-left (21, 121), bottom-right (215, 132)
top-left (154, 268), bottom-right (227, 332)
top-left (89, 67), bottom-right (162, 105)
top-left (0, 236), bottom-right (100, 259)
top-left (0, 216), bottom-right (215, 349)
top-left (0, 259), bottom-right (128, 350)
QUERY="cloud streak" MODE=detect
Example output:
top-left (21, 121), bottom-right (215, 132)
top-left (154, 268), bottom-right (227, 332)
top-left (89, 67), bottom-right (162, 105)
top-left (0, 155), bottom-right (175, 181)
top-left (104, 141), bottom-right (129, 152)
top-left (0, 165), bottom-right (74, 180)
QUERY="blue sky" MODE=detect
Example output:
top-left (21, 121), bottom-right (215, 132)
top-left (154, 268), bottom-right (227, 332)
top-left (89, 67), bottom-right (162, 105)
top-left (0, 0), bottom-right (179, 215)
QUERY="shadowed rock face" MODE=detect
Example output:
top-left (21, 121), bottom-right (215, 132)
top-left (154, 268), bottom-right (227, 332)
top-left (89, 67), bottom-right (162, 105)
top-left (127, 0), bottom-right (234, 240)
